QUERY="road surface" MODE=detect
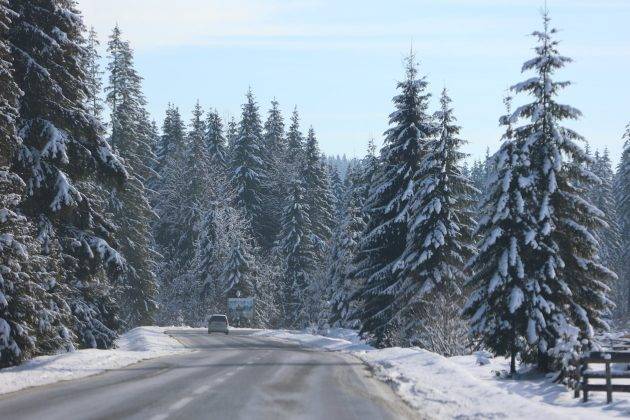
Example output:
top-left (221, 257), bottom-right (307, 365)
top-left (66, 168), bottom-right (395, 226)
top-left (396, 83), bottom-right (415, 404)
top-left (0, 329), bottom-right (419, 420)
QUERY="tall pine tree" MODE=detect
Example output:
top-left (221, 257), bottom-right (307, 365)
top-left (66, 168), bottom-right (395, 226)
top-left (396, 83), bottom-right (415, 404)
top-left (0, 0), bottom-right (74, 366)
top-left (226, 116), bottom-right (238, 160)
top-left (84, 26), bottom-right (103, 121)
top-left (285, 107), bottom-right (304, 170)
top-left (105, 26), bottom-right (158, 327)
top-left (301, 127), bottom-right (335, 251)
top-left (396, 88), bottom-right (476, 352)
top-left (262, 99), bottom-right (286, 245)
top-left (327, 166), bottom-right (366, 327)
top-left (264, 99), bottom-right (285, 162)
top-left (231, 89), bottom-right (270, 247)
top-left (275, 180), bottom-right (316, 328)
top-left (205, 109), bottom-right (228, 168)
top-left (508, 12), bottom-right (613, 372)
top-left (464, 95), bottom-right (537, 375)
top-left (10, 0), bottom-right (127, 349)
top-left (353, 54), bottom-right (433, 346)
top-left (153, 105), bottom-right (190, 324)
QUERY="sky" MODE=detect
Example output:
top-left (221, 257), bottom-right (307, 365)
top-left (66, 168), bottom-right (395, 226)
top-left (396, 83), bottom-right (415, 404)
top-left (77, 0), bottom-right (630, 164)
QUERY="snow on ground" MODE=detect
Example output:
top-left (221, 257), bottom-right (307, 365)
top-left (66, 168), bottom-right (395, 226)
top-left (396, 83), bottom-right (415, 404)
top-left (254, 328), bottom-right (630, 419)
top-left (0, 327), bottom-right (189, 395)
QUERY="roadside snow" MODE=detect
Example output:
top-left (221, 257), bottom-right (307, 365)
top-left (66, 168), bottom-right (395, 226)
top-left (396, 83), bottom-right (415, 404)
top-left (255, 328), bottom-right (372, 352)
top-left (0, 327), bottom-right (189, 395)
top-left (254, 329), bottom-right (630, 419)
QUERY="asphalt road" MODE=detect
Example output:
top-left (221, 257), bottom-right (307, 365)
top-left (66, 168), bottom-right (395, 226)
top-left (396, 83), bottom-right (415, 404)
top-left (0, 329), bottom-right (419, 420)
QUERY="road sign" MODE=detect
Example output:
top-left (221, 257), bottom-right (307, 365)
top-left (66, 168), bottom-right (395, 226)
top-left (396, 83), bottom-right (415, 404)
top-left (228, 297), bottom-right (254, 321)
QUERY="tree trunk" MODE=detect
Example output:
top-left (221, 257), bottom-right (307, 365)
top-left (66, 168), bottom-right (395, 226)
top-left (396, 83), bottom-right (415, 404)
top-left (510, 327), bottom-right (517, 377)
top-left (538, 349), bottom-right (550, 372)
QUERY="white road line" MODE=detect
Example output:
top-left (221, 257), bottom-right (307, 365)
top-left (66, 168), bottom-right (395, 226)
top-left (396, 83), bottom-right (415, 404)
top-left (148, 354), bottom-right (261, 420)
top-left (193, 384), bottom-right (211, 395)
top-left (169, 396), bottom-right (194, 411)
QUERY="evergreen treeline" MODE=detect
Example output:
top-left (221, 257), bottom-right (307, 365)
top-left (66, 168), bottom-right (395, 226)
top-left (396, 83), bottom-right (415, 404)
top-left (1, 3), bottom-right (628, 381)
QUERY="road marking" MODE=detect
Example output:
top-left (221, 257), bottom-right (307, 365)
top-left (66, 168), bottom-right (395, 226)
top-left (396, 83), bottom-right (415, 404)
top-left (170, 396), bottom-right (194, 411)
top-left (193, 384), bottom-right (211, 395)
top-left (147, 352), bottom-right (261, 420)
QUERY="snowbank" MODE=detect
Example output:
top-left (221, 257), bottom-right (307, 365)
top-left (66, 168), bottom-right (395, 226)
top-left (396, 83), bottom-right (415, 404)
top-left (254, 329), bottom-right (630, 419)
top-left (254, 328), bottom-right (372, 352)
top-left (0, 326), bottom-right (189, 395)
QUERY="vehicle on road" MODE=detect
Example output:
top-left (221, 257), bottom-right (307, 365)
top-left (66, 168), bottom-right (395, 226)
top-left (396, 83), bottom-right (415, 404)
top-left (207, 314), bottom-right (229, 334)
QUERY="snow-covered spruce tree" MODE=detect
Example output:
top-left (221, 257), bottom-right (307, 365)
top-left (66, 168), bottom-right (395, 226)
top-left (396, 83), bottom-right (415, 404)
top-left (353, 54), bottom-right (433, 346)
top-left (301, 127), bottom-right (335, 252)
top-left (153, 104), bottom-right (186, 223)
top-left (0, 161), bottom-right (75, 366)
top-left (0, 0), bottom-right (74, 366)
top-left (264, 99), bottom-right (286, 162)
top-left (275, 179), bottom-right (317, 328)
top-left (10, 0), bottom-right (128, 349)
top-left (223, 229), bottom-right (280, 328)
top-left (261, 99), bottom-right (286, 245)
top-left (144, 117), bottom-right (161, 195)
top-left (328, 165), bottom-right (345, 216)
top-left (153, 105), bottom-right (190, 324)
top-left (464, 95), bottom-right (539, 375)
top-left (252, 254), bottom-right (281, 328)
top-left (226, 116), bottom-right (238, 160)
top-left (149, 119), bottom-right (160, 158)
top-left (222, 238), bottom-right (255, 326)
top-left (175, 103), bottom-right (213, 265)
top-left (468, 148), bottom-right (494, 203)
top-left (155, 104), bottom-right (186, 175)
top-left (84, 26), bottom-right (104, 121)
top-left (509, 13), bottom-right (613, 373)
top-left (589, 149), bottom-right (624, 317)
top-left (327, 171), bottom-right (367, 328)
top-left (186, 204), bottom-right (221, 321)
top-left (224, 247), bottom-right (251, 293)
top-left (616, 124), bottom-right (630, 318)
top-left (183, 102), bottom-right (213, 234)
top-left (394, 88), bottom-right (477, 353)
top-left (285, 107), bottom-right (305, 169)
top-left (205, 109), bottom-right (228, 169)
top-left (353, 139), bottom-right (380, 211)
top-left (468, 160), bottom-right (484, 192)
top-left (231, 89), bottom-right (272, 247)
top-left (105, 27), bottom-right (158, 327)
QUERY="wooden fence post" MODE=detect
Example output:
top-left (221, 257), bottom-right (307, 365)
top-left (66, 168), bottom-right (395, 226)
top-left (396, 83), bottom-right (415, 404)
top-left (583, 360), bottom-right (589, 403)
top-left (606, 361), bottom-right (612, 404)
top-left (574, 360), bottom-right (581, 399)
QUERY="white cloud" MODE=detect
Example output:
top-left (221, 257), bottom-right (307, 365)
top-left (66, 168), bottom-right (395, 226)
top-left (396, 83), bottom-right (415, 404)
top-left (76, 0), bottom-right (534, 50)
top-left (77, 0), bottom-right (629, 54)
top-left (77, 0), bottom-right (315, 47)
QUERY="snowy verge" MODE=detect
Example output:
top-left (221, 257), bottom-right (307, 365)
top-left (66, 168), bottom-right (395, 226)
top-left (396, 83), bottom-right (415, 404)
top-left (0, 327), bottom-right (189, 395)
top-left (253, 329), bottom-right (630, 419)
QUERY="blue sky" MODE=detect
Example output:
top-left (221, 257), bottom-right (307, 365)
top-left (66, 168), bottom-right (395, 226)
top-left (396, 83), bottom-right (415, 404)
top-left (77, 0), bottom-right (629, 164)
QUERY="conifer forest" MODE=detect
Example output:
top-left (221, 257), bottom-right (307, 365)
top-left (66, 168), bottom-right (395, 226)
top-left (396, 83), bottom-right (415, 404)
top-left (1, 0), bottom-right (629, 385)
